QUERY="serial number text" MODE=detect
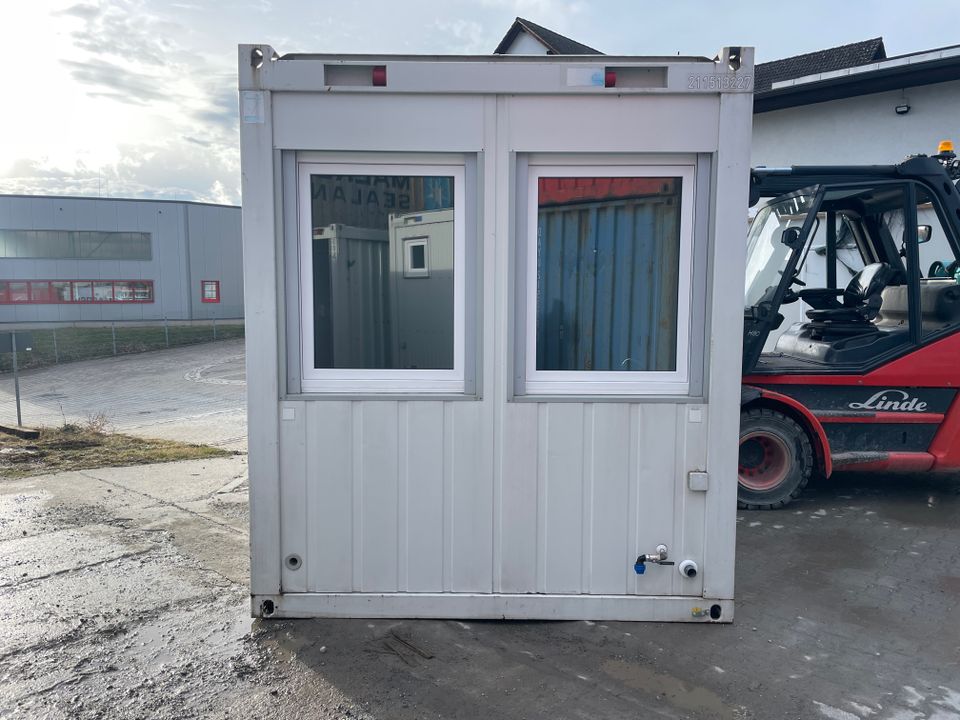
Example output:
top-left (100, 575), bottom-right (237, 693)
top-left (687, 74), bottom-right (752, 90)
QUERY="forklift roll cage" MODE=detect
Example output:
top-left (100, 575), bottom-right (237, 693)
top-left (743, 156), bottom-right (960, 375)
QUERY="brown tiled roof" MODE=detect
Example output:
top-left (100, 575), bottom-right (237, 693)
top-left (755, 38), bottom-right (886, 92)
top-left (494, 17), bottom-right (602, 55)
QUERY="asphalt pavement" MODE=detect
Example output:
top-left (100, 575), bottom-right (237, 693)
top-left (0, 339), bottom-right (246, 451)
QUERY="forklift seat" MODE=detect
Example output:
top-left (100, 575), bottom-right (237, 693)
top-left (801, 262), bottom-right (895, 326)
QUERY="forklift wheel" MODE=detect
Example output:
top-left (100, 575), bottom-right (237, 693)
top-left (738, 408), bottom-right (813, 510)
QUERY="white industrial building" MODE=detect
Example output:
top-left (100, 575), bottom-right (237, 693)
top-left (0, 195), bottom-right (243, 323)
top-left (752, 39), bottom-right (960, 166)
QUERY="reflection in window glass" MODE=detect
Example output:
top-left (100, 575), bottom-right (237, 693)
top-left (914, 188), bottom-right (960, 337)
top-left (9, 282), bottom-right (28, 302)
top-left (51, 281), bottom-right (71, 302)
top-left (73, 281), bottom-right (93, 302)
top-left (132, 282), bottom-right (153, 301)
top-left (94, 281), bottom-right (114, 301)
top-left (403, 238), bottom-right (429, 277)
top-left (309, 174), bottom-right (455, 370)
top-left (916, 189), bottom-right (958, 279)
top-left (114, 281), bottom-right (133, 301)
top-left (0, 230), bottom-right (151, 260)
top-left (536, 177), bottom-right (682, 372)
top-left (29, 281), bottom-right (53, 303)
top-left (202, 280), bottom-right (220, 302)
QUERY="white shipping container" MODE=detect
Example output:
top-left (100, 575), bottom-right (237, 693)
top-left (239, 46), bottom-right (754, 622)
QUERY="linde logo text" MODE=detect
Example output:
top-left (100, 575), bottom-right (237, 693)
top-left (848, 390), bottom-right (928, 412)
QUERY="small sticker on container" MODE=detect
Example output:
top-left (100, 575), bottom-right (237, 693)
top-left (566, 68), bottom-right (605, 87)
top-left (241, 91), bottom-right (265, 124)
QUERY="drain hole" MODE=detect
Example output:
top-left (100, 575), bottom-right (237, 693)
top-left (709, 604), bottom-right (722, 620)
top-left (285, 554), bottom-right (302, 571)
top-left (261, 599), bottom-right (275, 617)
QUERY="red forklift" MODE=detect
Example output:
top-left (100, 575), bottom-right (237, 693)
top-left (739, 145), bottom-right (960, 509)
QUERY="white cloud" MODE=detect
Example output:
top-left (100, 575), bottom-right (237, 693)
top-left (3, 0), bottom-right (959, 206)
top-left (1, 0), bottom-right (238, 203)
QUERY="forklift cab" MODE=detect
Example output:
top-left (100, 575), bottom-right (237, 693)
top-left (743, 166), bottom-right (960, 376)
top-left (738, 153), bottom-right (960, 510)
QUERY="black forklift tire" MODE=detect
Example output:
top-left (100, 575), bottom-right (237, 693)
top-left (737, 408), bottom-right (813, 510)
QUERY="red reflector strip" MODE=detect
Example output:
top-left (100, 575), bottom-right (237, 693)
top-left (604, 70), bottom-right (616, 88)
top-left (372, 66), bottom-right (387, 86)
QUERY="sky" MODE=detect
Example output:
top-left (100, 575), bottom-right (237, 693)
top-left (1, 0), bottom-right (957, 206)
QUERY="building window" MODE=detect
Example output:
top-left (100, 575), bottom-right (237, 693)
top-left (0, 230), bottom-right (151, 260)
top-left (403, 238), bottom-right (429, 277)
top-left (0, 280), bottom-right (154, 304)
top-left (8, 281), bottom-right (29, 303)
top-left (298, 161), bottom-right (465, 393)
top-left (201, 280), bottom-right (221, 303)
top-left (73, 281), bottom-right (93, 302)
top-left (520, 164), bottom-right (695, 395)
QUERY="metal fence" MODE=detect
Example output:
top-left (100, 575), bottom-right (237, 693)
top-left (0, 320), bottom-right (244, 373)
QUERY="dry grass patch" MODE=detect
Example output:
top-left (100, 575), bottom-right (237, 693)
top-left (0, 417), bottom-right (232, 479)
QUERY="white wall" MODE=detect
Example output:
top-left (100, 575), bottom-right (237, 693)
top-left (504, 32), bottom-right (550, 55)
top-left (752, 79), bottom-right (960, 167)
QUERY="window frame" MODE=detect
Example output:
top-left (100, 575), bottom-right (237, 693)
top-left (403, 237), bottom-right (430, 278)
top-left (0, 279), bottom-right (154, 304)
top-left (297, 161), bottom-right (467, 394)
top-left (201, 280), bottom-right (221, 303)
top-left (521, 162), bottom-right (696, 396)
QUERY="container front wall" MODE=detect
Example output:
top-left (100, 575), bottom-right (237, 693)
top-left (279, 399), bottom-right (708, 598)
top-left (244, 75), bottom-right (751, 620)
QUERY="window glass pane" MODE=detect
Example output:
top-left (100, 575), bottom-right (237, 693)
top-left (9, 281), bottom-right (28, 302)
top-left (914, 188), bottom-right (960, 337)
top-left (51, 281), bottom-right (71, 302)
top-left (114, 281), bottom-right (133, 301)
top-left (202, 281), bottom-right (219, 300)
top-left (0, 230), bottom-right (150, 259)
top-left (536, 177), bottom-right (682, 372)
top-left (410, 243), bottom-right (426, 269)
top-left (29, 281), bottom-right (53, 303)
top-left (93, 281), bottom-right (114, 301)
top-left (916, 189), bottom-right (958, 279)
top-left (73, 281), bottom-right (93, 302)
top-left (131, 281), bottom-right (153, 301)
top-left (0, 281), bottom-right (7, 302)
top-left (309, 173), bottom-right (455, 369)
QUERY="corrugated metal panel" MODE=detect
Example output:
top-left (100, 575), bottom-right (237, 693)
top-left (279, 399), bottom-right (707, 597)
top-left (536, 197), bottom-right (680, 372)
top-left (312, 224), bottom-right (390, 368)
top-left (389, 209), bottom-right (455, 370)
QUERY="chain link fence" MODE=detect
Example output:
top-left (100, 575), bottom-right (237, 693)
top-left (0, 320), bottom-right (244, 373)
